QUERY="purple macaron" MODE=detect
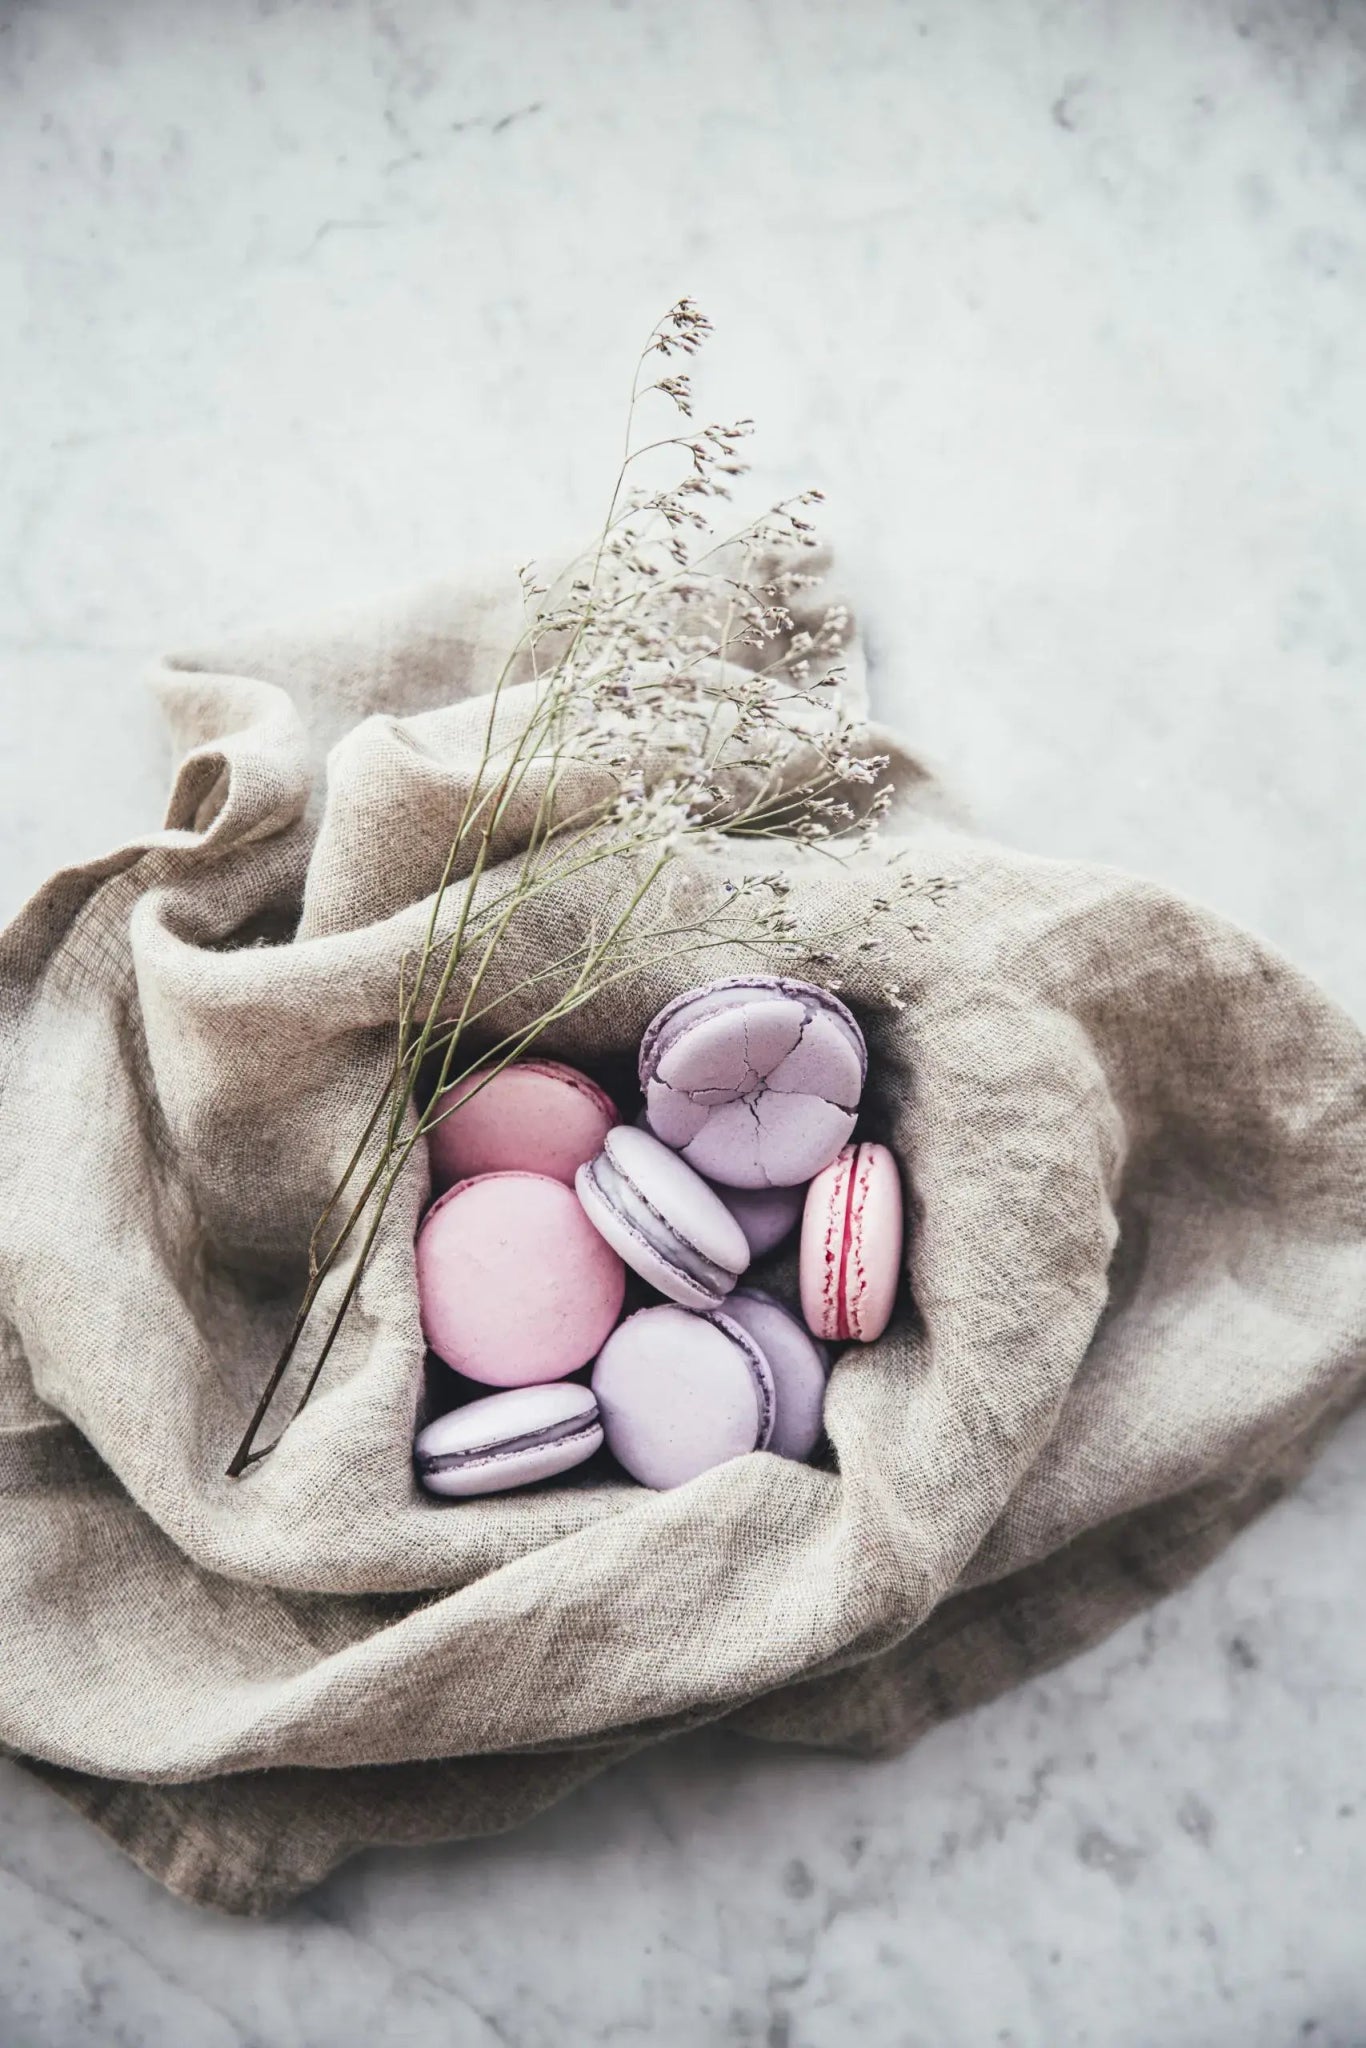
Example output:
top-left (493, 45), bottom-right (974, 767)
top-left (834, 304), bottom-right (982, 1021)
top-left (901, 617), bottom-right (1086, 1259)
top-left (639, 976), bottom-right (867, 1190)
top-left (414, 1382), bottom-right (603, 1498)
top-left (592, 1303), bottom-right (775, 1489)
top-left (720, 1288), bottom-right (829, 1462)
top-left (576, 1124), bottom-right (750, 1309)
top-left (714, 1182), bottom-right (807, 1259)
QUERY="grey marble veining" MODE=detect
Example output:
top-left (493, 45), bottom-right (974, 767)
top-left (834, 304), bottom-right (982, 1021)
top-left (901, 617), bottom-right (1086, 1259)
top-left (2, 1), bottom-right (1364, 2042)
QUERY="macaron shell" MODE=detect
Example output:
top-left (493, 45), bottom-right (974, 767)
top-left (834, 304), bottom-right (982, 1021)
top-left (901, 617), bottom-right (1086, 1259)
top-left (639, 977), bottom-right (866, 1091)
top-left (415, 1383), bottom-right (603, 1497)
top-left (654, 997), bottom-right (805, 1098)
top-left (714, 1182), bottom-right (805, 1258)
top-left (672, 1088), bottom-right (855, 1191)
top-left (800, 1142), bottom-right (904, 1343)
top-left (603, 1126), bottom-right (751, 1274)
top-left (418, 1172), bottom-right (626, 1385)
top-left (637, 981), bottom-right (770, 1082)
top-left (749, 1090), bottom-right (857, 1187)
top-left (592, 1304), bottom-right (775, 1489)
top-left (763, 1011), bottom-right (863, 1107)
top-left (639, 976), bottom-right (868, 1190)
top-left (428, 1059), bottom-right (616, 1190)
top-left (575, 1161), bottom-right (728, 1311)
top-left (642, 1084), bottom-right (709, 1149)
top-left (721, 1289), bottom-right (829, 1461)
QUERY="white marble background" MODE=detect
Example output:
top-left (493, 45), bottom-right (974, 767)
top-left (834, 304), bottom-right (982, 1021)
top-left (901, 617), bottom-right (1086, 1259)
top-left (2, 1), bottom-right (1364, 2041)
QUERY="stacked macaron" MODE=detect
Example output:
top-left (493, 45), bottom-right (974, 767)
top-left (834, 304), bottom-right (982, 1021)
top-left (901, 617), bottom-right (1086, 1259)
top-left (413, 977), bottom-right (904, 1500)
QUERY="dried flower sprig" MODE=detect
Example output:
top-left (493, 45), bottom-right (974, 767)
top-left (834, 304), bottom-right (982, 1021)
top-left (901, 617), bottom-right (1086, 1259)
top-left (226, 302), bottom-right (953, 1476)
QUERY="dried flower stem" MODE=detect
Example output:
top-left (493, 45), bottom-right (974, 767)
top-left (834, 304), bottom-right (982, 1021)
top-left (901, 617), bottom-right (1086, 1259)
top-left (226, 301), bottom-right (951, 1477)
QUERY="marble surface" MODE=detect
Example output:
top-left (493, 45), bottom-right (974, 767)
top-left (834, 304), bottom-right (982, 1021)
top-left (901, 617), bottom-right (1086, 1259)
top-left (2, 1), bottom-right (1365, 2041)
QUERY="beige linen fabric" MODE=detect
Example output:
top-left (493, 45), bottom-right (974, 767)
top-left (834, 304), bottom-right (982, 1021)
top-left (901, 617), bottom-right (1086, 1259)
top-left (1, 568), bottom-right (1362, 1914)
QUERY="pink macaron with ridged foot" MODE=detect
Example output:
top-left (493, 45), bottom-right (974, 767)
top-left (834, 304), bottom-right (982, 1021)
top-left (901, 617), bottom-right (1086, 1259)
top-left (591, 1303), bottom-right (775, 1490)
top-left (576, 1125), bottom-right (750, 1310)
top-left (800, 1141), bottom-right (903, 1343)
top-left (428, 1057), bottom-right (616, 1192)
top-left (418, 1171), bottom-right (625, 1385)
top-left (415, 1382), bottom-right (603, 1498)
top-left (639, 976), bottom-right (867, 1189)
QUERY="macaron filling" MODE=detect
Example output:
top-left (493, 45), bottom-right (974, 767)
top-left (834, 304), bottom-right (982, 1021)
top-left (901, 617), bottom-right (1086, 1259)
top-left (834, 1151), bottom-right (859, 1341)
top-left (707, 1309), bottom-right (777, 1450)
top-left (417, 1411), bottom-right (603, 1477)
top-left (582, 1150), bottom-right (738, 1295)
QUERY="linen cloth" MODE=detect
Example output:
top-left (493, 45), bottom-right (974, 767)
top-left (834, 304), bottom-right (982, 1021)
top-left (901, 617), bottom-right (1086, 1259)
top-left (2, 566), bottom-right (1362, 1912)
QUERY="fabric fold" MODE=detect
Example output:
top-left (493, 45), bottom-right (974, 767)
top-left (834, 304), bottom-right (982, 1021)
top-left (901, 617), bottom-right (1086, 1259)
top-left (1, 564), bottom-right (1362, 1910)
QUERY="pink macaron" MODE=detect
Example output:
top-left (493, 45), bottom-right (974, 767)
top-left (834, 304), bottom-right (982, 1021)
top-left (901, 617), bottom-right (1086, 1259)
top-left (799, 1141), bottom-right (903, 1343)
top-left (417, 1171), bottom-right (626, 1385)
top-left (427, 1058), bottom-right (617, 1191)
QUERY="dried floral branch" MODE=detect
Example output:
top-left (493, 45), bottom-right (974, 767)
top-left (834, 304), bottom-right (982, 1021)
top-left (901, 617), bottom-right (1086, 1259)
top-left (226, 301), bottom-right (953, 1477)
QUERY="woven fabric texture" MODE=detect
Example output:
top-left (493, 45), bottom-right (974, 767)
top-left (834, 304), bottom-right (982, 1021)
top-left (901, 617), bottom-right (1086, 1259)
top-left (2, 568), bottom-right (1362, 1912)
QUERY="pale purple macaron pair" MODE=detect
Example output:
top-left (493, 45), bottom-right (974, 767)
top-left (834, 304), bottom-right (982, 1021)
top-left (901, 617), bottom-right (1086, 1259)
top-left (414, 1381), bottom-right (603, 1498)
top-left (575, 1124), bottom-right (753, 1312)
top-left (591, 1288), bottom-right (830, 1490)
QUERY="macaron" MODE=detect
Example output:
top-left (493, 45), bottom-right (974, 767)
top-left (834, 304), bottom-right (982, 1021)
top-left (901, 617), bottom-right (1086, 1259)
top-left (417, 1171), bottom-right (626, 1385)
top-left (721, 1288), bottom-right (829, 1461)
top-left (634, 1111), bottom-right (805, 1256)
top-left (639, 976), bottom-right (867, 1189)
top-left (576, 1124), bottom-right (750, 1310)
top-left (591, 1303), bottom-right (776, 1490)
top-left (799, 1141), bottom-right (903, 1343)
top-left (427, 1057), bottom-right (616, 1191)
top-left (415, 1382), bottom-right (603, 1498)
top-left (714, 1182), bottom-right (806, 1259)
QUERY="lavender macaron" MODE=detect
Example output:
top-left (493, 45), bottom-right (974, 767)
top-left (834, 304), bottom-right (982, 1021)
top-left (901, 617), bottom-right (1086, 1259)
top-left (639, 976), bottom-right (867, 1189)
top-left (630, 1111), bottom-right (806, 1255)
top-left (592, 1303), bottom-right (775, 1489)
top-left (415, 1383), bottom-right (603, 1498)
top-left (714, 1182), bottom-right (807, 1259)
top-left (576, 1125), bottom-right (750, 1309)
top-left (721, 1288), bottom-right (829, 1462)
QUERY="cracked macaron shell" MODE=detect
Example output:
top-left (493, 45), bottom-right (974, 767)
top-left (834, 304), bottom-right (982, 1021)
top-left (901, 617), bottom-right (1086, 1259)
top-left (799, 1142), bottom-right (903, 1343)
top-left (639, 976), bottom-right (867, 1190)
top-left (575, 1124), bottom-right (751, 1309)
top-left (415, 1382), bottom-right (603, 1498)
top-left (592, 1303), bottom-right (776, 1489)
